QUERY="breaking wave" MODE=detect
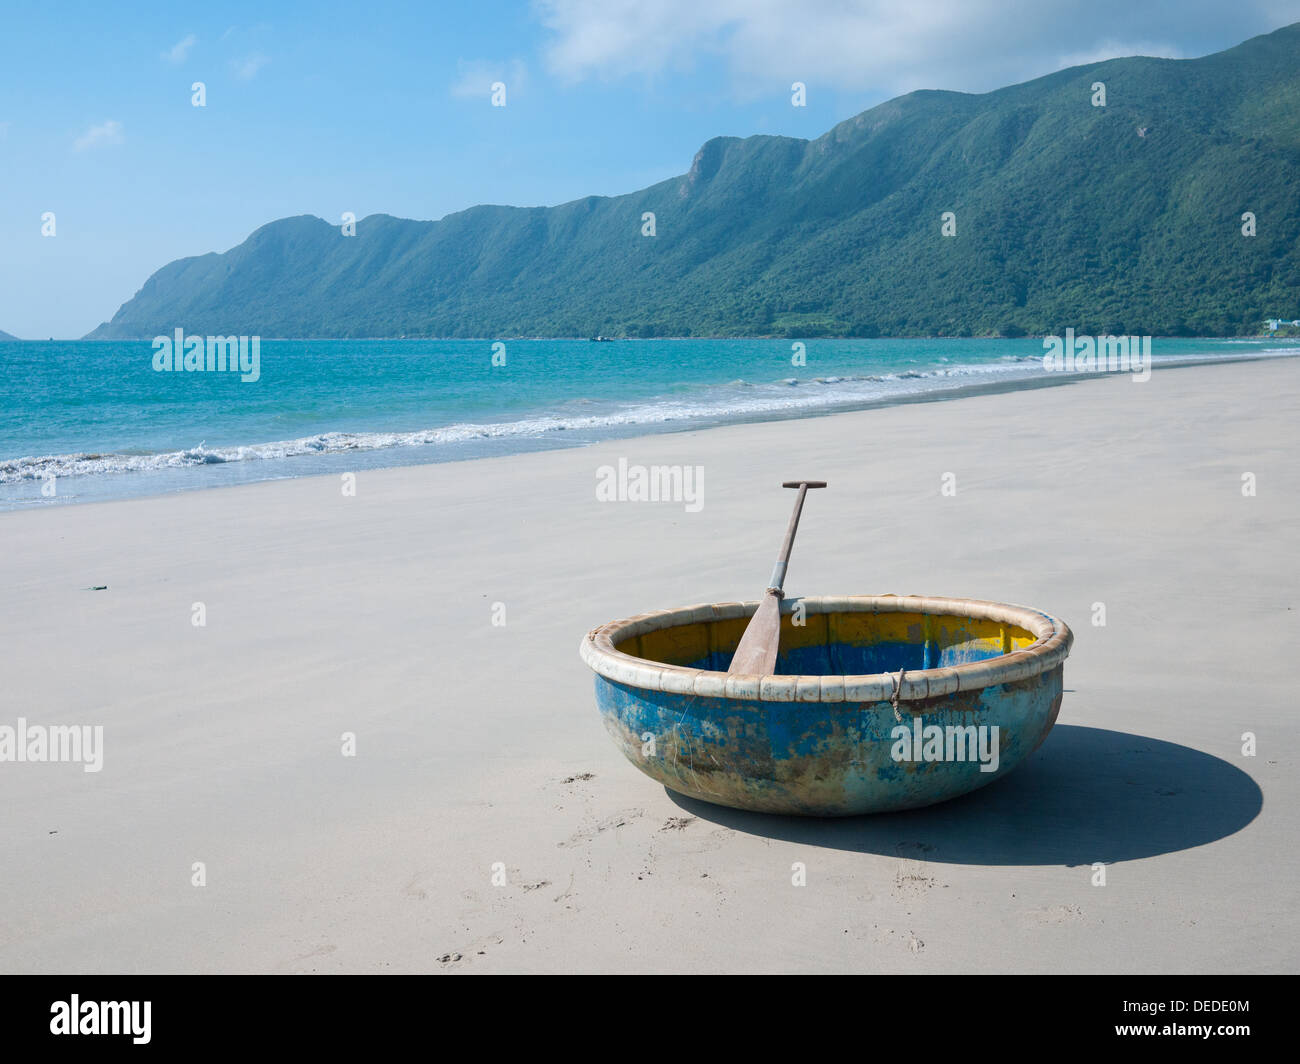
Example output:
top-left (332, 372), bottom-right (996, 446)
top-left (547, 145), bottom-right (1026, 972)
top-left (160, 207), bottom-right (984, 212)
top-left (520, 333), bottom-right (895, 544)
top-left (1, 349), bottom-right (1291, 485)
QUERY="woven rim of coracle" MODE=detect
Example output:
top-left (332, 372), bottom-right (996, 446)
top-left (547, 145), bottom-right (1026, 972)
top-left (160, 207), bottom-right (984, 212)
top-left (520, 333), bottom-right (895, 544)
top-left (579, 594), bottom-right (1072, 703)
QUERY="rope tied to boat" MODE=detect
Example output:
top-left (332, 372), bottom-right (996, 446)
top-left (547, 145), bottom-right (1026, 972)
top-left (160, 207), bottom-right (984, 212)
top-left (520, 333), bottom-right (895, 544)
top-left (890, 667), bottom-right (906, 721)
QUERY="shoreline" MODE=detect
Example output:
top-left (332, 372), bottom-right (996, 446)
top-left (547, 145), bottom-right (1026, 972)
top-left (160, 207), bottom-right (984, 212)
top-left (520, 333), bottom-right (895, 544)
top-left (4, 348), bottom-right (1297, 513)
top-left (37, 330), bottom-right (1300, 343)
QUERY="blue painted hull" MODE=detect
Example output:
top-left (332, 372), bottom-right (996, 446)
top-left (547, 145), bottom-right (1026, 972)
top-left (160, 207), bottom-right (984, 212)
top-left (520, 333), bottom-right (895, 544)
top-left (594, 665), bottom-right (1063, 815)
top-left (582, 596), bottom-right (1072, 816)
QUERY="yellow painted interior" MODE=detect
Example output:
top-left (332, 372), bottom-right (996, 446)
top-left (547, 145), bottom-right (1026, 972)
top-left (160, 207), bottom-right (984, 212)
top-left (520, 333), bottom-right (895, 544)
top-left (616, 609), bottom-right (1037, 667)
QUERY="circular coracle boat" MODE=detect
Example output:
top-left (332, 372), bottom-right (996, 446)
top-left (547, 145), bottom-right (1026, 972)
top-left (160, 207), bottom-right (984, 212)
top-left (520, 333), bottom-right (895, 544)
top-left (580, 595), bottom-right (1073, 816)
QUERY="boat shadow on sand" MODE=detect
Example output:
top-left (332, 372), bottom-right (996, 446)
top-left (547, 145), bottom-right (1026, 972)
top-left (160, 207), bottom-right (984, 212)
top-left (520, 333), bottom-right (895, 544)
top-left (665, 725), bottom-right (1263, 866)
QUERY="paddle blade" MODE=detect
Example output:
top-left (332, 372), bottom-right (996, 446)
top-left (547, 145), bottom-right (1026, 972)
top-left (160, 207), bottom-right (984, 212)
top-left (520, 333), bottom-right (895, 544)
top-left (728, 591), bottom-right (783, 675)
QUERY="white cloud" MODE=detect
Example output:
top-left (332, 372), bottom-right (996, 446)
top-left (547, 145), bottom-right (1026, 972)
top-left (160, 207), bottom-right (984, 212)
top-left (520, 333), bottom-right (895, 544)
top-left (73, 119), bottom-right (124, 152)
top-left (450, 58), bottom-right (528, 99)
top-left (232, 53), bottom-right (270, 80)
top-left (162, 33), bottom-right (197, 64)
top-left (1055, 40), bottom-right (1184, 68)
top-left (535, 0), bottom-right (1290, 97)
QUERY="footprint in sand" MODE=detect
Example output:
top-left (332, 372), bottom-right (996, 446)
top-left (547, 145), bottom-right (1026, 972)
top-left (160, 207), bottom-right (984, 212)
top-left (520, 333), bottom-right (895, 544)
top-left (282, 944), bottom-right (337, 972)
top-left (892, 842), bottom-right (937, 899)
top-left (1024, 904), bottom-right (1085, 927)
top-left (558, 808), bottom-right (645, 848)
top-left (438, 932), bottom-right (504, 968)
top-left (893, 862), bottom-right (935, 899)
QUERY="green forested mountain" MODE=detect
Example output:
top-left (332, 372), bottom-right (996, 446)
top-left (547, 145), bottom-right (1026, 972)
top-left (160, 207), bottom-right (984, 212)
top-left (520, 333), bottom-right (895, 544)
top-left (88, 24), bottom-right (1300, 339)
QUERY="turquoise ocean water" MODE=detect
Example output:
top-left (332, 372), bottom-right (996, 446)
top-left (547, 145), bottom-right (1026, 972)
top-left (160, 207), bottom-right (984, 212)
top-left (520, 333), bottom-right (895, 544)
top-left (0, 337), bottom-right (1295, 509)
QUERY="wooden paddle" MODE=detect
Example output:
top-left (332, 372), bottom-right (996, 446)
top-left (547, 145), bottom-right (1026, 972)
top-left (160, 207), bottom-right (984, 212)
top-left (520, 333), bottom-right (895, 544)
top-left (728, 480), bottom-right (826, 675)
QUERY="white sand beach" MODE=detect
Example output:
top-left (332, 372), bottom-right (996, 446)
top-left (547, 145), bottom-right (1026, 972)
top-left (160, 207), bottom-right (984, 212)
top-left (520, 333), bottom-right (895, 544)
top-left (0, 358), bottom-right (1296, 973)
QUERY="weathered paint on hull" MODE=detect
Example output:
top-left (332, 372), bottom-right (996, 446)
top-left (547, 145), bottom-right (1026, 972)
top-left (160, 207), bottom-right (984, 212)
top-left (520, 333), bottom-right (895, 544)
top-left (594, 666), bottom-right (1063, 816)
top-left (580, 596), bottom-right (1072, 817)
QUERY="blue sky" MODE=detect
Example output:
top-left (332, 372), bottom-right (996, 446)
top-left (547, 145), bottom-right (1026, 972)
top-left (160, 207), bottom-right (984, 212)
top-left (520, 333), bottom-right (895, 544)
top-left (2, 0), bottom-right (1297, 337)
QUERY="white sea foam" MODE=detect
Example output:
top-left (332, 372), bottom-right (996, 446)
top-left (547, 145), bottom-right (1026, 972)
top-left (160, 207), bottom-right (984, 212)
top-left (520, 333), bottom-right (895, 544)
top-left (2, 350), bottom-right (1292, 485)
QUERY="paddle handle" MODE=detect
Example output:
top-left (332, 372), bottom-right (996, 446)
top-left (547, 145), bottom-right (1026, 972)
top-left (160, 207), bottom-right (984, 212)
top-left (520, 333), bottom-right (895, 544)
top-left (767, 481), bottom-right (826, 592)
